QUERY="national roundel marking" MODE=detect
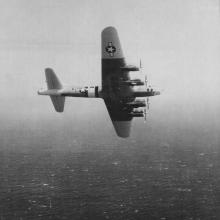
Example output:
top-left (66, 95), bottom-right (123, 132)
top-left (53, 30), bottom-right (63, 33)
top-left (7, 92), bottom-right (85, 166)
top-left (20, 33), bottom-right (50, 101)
top-left (105, 42), bottom-right (116, 57)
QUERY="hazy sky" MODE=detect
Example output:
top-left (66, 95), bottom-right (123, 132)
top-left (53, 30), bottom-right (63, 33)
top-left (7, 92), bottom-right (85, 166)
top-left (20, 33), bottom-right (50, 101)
top-left (0, 0), bottom-right (219, 148)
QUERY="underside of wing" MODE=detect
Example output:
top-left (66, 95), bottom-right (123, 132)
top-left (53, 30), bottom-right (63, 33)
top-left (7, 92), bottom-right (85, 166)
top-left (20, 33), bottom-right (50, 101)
top-left (102, 26), bottom-right (124, 60)
top-left (102, 27), bottom-right (129, 102)
top-left (104, 99), bottom-right (132, 138)
top-left (112, 121), bottom-right (131, 138)
top-left (102, 27), bottom-right (134, 138)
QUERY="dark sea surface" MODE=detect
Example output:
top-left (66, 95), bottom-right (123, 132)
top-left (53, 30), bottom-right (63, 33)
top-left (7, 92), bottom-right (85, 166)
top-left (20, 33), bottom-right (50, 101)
top-left (0, 142), bottom-right (220, 220)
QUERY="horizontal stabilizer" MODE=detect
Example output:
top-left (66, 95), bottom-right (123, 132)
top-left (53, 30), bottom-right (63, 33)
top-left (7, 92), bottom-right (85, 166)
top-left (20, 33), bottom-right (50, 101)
top-left (50, 96), bottom-right (65, 112)
top-left (45, 68), bottom-right (65, 112)
top-left (45, 68), bottom-right (63, 89)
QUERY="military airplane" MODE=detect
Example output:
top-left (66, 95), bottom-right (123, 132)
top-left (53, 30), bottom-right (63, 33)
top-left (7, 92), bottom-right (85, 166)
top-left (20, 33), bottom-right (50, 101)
top-left (38, 26), bottom-right (160, 138)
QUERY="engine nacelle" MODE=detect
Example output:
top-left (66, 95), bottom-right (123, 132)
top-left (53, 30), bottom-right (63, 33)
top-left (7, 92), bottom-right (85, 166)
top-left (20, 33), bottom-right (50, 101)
top-left (126, 100), bottom-right (146, 108)
top-left (120, 65), bottom-right (139, 71)
top-left (129, 110), bottom-right (144, 117)
top-left (122, 79), bottom-right (145, 86)
top-left (134, 88), bottom-right (160, 97)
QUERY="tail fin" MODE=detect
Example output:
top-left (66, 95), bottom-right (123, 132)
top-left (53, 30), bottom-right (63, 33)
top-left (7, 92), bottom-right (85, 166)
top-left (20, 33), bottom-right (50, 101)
top-left (45, 68), bottom-right (65, 112)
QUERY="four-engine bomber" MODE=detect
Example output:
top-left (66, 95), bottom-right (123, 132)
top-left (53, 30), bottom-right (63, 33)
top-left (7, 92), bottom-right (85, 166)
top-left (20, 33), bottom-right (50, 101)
top-left (38, 27), bottom-right (160, 137)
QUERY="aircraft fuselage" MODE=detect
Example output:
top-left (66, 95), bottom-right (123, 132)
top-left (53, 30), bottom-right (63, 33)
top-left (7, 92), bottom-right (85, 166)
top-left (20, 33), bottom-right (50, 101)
top-left (38, 85), bottom-right (159, 99)
top-left (38, 86), bottom-right (102, 98)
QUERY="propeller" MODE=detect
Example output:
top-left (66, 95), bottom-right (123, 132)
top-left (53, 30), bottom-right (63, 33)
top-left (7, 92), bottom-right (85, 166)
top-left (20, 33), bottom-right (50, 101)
top-left (145, 75), bottom-right (148, 88)
top-left (139, 59), bottom-right (151, 122)
top-left (144, 108), bottom-right (147, 123)
top-left (143, 98), bottom-right (150, 122)
top-left (140, 59), bottom-right (148, 87)
top-left (147, 97), bottom-right (150, 110)
top-left (139, 59), bottom-right (142, 72)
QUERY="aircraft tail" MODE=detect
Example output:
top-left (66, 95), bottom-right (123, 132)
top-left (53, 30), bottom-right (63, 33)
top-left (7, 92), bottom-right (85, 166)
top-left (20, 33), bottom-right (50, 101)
top-left (45, 68), bottom-right (65, 112)
top-left (45, 68), bottom-right (63, 89)
top-left (49, 96), bottom-right (65, 112)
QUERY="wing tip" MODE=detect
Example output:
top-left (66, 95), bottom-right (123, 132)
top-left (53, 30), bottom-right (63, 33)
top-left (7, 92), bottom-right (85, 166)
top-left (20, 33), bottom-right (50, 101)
top-left (113, 121), bottom-right (131, 138)
top-left (102, 26), bottom-right (117, 34)
top-left (102, 26), bottom-right (124, 59)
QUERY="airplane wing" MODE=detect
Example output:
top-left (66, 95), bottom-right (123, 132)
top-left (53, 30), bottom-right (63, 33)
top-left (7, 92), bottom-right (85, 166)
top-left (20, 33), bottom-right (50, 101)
top-left (102, 27), bottom-right (135, 138)
top-left (104, 99), bottom-right (132, 137)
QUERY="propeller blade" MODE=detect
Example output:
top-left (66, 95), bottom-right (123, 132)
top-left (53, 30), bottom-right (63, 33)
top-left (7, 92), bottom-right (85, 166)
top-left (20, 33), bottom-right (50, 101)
top-left (147, 97), bottom-right (150, 110)
top-left (145, 75), bottom-right (148, 87)
top-left (139, 59), bottom-right (143, 76)
top-left (144, 108), bottom-right (147, 123)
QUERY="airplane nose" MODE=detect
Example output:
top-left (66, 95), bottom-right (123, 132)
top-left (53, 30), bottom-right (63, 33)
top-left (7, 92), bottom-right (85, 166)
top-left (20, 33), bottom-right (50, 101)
top-left (38, 89), bottom-right (44, 95)
top-left (154, 91), bottom-right (160, 95)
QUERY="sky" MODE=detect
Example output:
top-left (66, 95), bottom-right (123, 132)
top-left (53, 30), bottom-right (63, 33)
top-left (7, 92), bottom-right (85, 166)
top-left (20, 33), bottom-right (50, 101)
top-left (0, 0), bottom-right (219, 149)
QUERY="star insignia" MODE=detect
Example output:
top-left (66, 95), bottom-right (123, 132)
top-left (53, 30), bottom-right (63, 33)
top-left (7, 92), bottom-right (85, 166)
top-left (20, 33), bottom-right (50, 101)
top-left (105, 42), bottom-right (116, 57)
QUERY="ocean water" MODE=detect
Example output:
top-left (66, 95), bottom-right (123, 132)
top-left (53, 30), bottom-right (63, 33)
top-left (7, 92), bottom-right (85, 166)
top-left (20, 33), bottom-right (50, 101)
top-left (0, 143), bottom-right (219, 220)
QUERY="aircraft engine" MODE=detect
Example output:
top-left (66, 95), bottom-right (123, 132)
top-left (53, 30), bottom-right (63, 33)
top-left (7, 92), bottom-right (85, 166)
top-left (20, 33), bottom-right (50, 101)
top-left (126, 100), bottom-right (146, 108)
top-left (129, 110), bottom-right (144, 117)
